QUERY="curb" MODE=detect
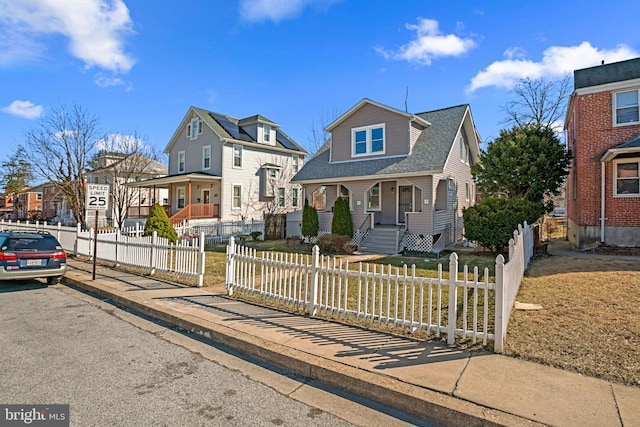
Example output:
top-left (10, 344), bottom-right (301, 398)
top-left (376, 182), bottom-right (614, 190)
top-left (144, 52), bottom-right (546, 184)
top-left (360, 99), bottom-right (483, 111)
top-left (62, 274), bottom-right (542, 427)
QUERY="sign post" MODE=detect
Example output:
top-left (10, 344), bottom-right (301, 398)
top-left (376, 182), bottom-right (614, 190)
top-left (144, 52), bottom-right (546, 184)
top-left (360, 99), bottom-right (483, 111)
top-left (86, 184), bottom-right (110, 280)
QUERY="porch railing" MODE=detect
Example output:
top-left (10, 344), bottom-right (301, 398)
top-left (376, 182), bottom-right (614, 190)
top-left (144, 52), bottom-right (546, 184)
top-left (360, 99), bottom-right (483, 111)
top-left (169, 203), bottom-right (220, 225)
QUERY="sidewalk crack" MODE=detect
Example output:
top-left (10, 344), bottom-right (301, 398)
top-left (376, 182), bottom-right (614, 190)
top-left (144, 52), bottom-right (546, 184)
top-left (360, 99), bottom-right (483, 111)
top-left (610, 384), bottom-right (624, 427)
top-left (452, 350), bottom-right (473, 396)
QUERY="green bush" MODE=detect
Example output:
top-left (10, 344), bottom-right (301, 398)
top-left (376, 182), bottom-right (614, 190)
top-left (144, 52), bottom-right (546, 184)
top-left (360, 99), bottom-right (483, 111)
top-left (144, 203), bottom-right (178, 244)
top-left (302, 199), bottom-right (319, 240)
top-left (250, 231), bottom-right (262, 240)
top-left (331, 198), bottom-right (353, 237)
top-left (463, 197), bottom-right (541, 253)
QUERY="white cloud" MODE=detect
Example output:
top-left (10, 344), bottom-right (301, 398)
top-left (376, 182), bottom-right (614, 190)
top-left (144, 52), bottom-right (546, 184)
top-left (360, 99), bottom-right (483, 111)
top-left (2, 100), bottom-right (44, 119)
top-left (239, 0), bottom-right (341, 23)
top-left (94, 74), bottom-right (132, 91)
top-left (468, 42), bottom-right (640, 92)
top-left (376, 18), bottom-right (476, 65)
top-left (0, 0), bottom-right (136, 73)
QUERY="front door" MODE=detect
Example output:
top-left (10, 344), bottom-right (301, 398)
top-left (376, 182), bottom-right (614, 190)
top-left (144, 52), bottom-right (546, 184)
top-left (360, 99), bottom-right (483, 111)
top-left (202, 189), bottom-right (210, 204)
top-left (398, 186), bottom-right (413, 223)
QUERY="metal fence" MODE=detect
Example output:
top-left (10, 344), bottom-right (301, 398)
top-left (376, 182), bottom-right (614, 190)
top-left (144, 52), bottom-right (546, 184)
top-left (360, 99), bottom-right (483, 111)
top-left (179, 219), bottom-right (265, 245)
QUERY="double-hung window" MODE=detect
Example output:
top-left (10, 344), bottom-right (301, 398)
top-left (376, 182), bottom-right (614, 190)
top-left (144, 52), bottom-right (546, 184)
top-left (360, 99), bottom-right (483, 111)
top-left (232, 185), bottom-right (242, 209)
top-left (615, 160), bottom-right (640, 196)
top-left (202, 145), bottom-right (211, 170)
top-left (178, 151), bottom-right (185, 173)
top-left (291, 188), bottom-right (299, 207)
top-left (187, 118), bottom-right (203, 140)
top-left (263, 125), bottom-right (271, 143)
top-left (352, 124), bottom-right (385, 157)
top-left (233, 144), bottom-right (242, 168)
top-left (278, 188), bottom-right (285, 207)
top-left (615, 90), bottom-right (639, 125)
top-left (292, 155), bottom-right (299, 172)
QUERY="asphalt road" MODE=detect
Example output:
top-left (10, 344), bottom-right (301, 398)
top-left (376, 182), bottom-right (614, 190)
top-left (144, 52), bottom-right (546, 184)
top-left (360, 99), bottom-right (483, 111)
top-left (0, 281), bottom-right (435, 427)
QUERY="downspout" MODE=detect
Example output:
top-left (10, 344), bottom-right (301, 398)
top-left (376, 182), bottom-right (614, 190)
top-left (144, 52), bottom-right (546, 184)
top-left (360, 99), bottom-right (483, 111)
top-left (600, 160), bottom-right (605, 244)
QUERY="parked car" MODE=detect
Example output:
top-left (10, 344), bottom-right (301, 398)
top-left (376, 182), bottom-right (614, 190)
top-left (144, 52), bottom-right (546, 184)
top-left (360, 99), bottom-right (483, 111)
top-left (0, 230), bottom-right (67, 285)
top-left (551, 207), bottom-right (567, 217)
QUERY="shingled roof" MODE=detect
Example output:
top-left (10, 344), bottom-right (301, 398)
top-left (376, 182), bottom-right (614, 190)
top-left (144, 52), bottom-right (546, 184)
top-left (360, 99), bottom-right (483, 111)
top-left (292, 104), bottom-right (469, 182)
top-left (191, 107), bottom-right (306, 153)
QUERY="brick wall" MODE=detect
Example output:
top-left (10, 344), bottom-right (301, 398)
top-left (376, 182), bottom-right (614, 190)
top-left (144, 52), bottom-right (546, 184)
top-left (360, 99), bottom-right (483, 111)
top-left (566, 90), bottom-right (640, 228)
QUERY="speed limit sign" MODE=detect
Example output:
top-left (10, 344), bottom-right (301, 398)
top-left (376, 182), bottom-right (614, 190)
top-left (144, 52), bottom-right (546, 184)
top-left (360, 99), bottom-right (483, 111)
top-left (86, 184), bottom-right (110, 211)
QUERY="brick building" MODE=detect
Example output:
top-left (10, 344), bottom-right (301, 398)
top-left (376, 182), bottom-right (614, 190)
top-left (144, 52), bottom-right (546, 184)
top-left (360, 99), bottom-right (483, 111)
top-left (565, 57), bottom-right (640, 249)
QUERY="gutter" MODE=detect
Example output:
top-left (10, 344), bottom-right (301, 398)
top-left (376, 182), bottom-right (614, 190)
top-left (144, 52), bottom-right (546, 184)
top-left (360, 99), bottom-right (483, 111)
top-left (600, 160), bottom-right (605, 244)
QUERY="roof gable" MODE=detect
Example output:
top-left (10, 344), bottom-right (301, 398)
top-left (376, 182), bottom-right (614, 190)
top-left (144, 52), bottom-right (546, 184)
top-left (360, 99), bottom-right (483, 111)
top-left (164, 106), bottom-right (306, 155)
top-left (293, 103), bottom-right (477, 182)
top-left (326, 98), bottom-right (430, 131)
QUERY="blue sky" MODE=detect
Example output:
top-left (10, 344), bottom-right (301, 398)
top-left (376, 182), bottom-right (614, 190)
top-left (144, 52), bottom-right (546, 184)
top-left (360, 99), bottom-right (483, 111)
top-left (1, 0), bottom-right (639, 167)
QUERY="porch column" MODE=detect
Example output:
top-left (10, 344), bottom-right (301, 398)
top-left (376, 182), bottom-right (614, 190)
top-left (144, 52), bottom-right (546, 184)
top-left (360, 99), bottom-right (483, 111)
top-left (188, 181), bottom-right (192, 218)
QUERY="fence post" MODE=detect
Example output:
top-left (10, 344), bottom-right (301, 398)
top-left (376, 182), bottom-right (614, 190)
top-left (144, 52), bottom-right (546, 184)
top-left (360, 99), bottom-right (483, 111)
top-left (494, 254), bottom-right (505, 353)
top-left (150, 231), bottom-right (157, 276)
top-left (89, 227), bottom-right (95, 259)
top-left (197, 232), bottom-right (205, 287)
top-left (74, 223), bottom-right (81, 256)
top-left (447, 252), bottom-right (459, 345)
top-left (226, 236), bottom-right (236, 295)
top-left (309, 245), bottom-right (320, 316)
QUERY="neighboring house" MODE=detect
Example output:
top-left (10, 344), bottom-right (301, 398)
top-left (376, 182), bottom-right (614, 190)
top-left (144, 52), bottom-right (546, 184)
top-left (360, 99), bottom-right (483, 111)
top-left (15, 183), bottom-right (44, 220)
top-left (0, 194), bottom-right (14, 219)
top-left (86, 152), bottom-right (168, 227)
top-left (41, 182), bottom-right (75, 225)
top-left (292, 98), bottom-right (480, 254)
top-left (132, 106), bottom-right (307, 224)
top-left (565, 57), bottom-right (640, 249)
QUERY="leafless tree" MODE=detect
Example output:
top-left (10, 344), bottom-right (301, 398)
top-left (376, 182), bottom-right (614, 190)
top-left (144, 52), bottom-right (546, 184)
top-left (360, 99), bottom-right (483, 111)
top-left (22, 104), bottom-right (102, 227)
top-left (308, 108), bottom-right (341, 154)
top-left (89, 133), bottom-right (164, 229)
top-left (502, 75), bottom-right (572, 130)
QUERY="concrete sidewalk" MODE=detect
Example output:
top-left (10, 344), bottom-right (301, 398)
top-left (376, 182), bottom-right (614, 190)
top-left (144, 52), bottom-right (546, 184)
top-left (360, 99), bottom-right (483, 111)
top-left (62, 258), bottom-right (639, 427)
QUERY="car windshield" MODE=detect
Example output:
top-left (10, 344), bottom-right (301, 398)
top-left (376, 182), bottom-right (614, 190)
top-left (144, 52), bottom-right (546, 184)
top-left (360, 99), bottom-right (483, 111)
top-left (3, 236), bottom-right (60, 252)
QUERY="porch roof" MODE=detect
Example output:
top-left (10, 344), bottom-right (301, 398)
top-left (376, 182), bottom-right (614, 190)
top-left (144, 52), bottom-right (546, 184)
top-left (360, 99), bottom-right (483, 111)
top-left (292, 104), bottom-right (468, 183)
top-left (125, 172), bottom-right (222, 188)
top-left (601, 134), bottom-right (640, 162)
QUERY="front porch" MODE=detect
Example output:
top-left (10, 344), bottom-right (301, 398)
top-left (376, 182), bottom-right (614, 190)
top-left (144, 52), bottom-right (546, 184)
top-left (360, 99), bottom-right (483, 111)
top-left (127, 172), bottom-right (222, 225)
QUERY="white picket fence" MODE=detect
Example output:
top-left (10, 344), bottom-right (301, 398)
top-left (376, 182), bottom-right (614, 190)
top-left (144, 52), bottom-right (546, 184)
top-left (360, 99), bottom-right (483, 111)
top-left (76, 228), bottom-right (206, 286)
top-left (0, 219), bottom-right (206, 287)
top-left (0, 219), bottom-right (78, 253)
top-left (226, 222), bottom-right (534, 352)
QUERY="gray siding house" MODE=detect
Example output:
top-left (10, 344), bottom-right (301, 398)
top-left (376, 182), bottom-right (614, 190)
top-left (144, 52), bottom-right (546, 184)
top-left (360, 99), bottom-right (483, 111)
top-left (292, 98), bottom-right (481, 253)
top-left (133, 106), bottom-right (307, 224)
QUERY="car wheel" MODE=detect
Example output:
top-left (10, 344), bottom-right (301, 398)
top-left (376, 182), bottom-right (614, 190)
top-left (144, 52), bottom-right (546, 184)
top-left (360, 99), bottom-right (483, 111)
top-left (47, 276), bottom-right (62, 285)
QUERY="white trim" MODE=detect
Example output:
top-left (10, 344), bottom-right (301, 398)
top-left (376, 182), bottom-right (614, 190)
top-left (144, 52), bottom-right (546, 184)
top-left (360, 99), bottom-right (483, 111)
top-left (177, 150), bottom-right (186, 173)
top-left (202, 145), bottom-right (211, 170)
top-left (231, 183), bottom-right (242, 210)
top-left (395, 183), bottom-right (414, 225)
top-left (293, 168), bottom-right (442, 185)
top-left (329, 154), bottom-right (407, 164)
top-left (326, 98), bottom-right (431, 131)
top-left (351, 123), bottom-right (386, 157)
top-left (201, 188), bottom-right (211, 204)
top-left (575, 77), bottom-right (640, 96)
top-left (232, 144), bottom-right (243, 169)
top-left (612, 88), bottom-right (640, 127)
top-left (365, 182), bottom-right (381, 212)
top-left (176, 186), bottom-right (186, 209)
top-left (612, 157), bottom-right (640, 197)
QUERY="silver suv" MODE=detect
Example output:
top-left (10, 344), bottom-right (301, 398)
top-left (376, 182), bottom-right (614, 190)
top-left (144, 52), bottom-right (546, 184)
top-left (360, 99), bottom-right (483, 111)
top-left (0, 231), bottom-right (67, 285)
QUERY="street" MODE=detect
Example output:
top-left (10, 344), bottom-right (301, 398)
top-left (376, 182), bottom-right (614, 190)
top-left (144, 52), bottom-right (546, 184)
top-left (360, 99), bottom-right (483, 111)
top-left (0, 281), bottom-right (433, 426)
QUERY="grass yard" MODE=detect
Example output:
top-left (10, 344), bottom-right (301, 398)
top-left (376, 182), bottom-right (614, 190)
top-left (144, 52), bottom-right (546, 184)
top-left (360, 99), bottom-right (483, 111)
top-left (504, 253), bottom-right (640, 387)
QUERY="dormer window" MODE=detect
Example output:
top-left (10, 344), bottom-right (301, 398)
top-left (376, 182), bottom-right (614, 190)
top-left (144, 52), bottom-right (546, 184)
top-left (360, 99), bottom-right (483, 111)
top-left (187, 118), bottom-right (203, 140)
top-left (352, 124), bottom-right (385, 157)
top-left (263, 125), bottom-right (271, 143)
